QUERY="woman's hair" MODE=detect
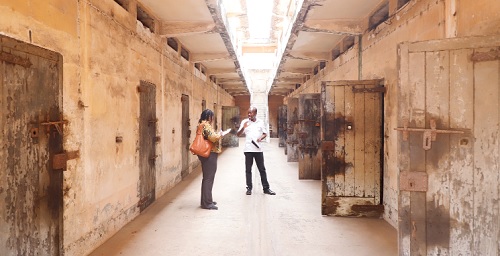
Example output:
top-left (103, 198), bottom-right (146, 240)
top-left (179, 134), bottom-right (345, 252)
top-left (199, 109), bottom-right (214, 123)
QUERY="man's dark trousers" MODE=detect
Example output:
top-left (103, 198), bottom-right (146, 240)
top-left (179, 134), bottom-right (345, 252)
top-left (244, 152), bottom-right (270, 190)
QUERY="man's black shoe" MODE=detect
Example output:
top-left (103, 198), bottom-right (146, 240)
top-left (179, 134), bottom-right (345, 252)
top-left (246, 188), bottom-right (252, 195)
top-left (263, 189), bottom-right (276, 195)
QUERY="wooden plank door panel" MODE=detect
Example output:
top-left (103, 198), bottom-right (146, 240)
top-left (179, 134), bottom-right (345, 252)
top-left (472, 47), bottom-right (499, 256)
top-left (286, 98), bottom-right (299, 162)
top-left (448, 48), bottom-right (474, 255)
top-left (298, 93), bottom-right (321, 180)
top-left (181, 95), bottom-right (189, 177)
top-left (138, 81), bottom-right (156, 211)
top-left (278, 105), bottom-right (287, 148)
top-left (397, 36), bottom-right (500, 256)
top-left (0, 35), bottom-right (63, 256)
top-left (321, 80), bottom-right (384, 217)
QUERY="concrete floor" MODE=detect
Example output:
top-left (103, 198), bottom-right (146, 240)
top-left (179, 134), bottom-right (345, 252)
top-left (89, 138), bottom-right (397, 256)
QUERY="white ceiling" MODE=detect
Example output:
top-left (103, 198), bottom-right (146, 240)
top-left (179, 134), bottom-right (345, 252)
top-left (137, 0), bottom-right (388, 96)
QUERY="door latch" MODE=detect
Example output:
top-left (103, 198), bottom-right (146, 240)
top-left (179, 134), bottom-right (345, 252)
top-left (394, 119), bottom-right (466, 150)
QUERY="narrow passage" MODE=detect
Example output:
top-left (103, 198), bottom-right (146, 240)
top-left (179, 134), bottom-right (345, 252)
top-left (90, 138), bottom-right (397, 256)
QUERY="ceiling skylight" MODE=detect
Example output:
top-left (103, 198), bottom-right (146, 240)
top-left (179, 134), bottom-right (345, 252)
top-left (246, 0), bottom-right (273, 40)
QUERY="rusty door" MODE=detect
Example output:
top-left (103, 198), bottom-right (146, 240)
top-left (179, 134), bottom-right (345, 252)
top-left (286, 97), bottom-right (299, 162)
top-left (397, 36), bottom-right (500, 256)
top-left (298, 93), bottom-right (321, 180)
top-left (138, 81), bottom-right (156, 211)
top-left (321, 79), bottom-right (384, 217)
top-left (181, 94), bottom-right (190, 178)
top-left (221, 106), bottom-right (239, 147)
top-left (213, 103), bottom-right (218, 130)
top-left (278, 105), bottom-right (287, 148)
top-left (0, 35), bottom-right (63, 255)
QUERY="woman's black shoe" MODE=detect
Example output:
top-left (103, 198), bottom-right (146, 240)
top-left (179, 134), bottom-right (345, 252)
top-left (263, 189), bottom-right (276, 195)
top-left (201, 204), bottom-right (218, 210)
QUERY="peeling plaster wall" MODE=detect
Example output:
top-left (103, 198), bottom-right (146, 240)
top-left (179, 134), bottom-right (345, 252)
top-left (0, 0), bottom-right (233, 255)
top-left (234, 95), bottom-right (251, 126)
top-left (284, 0), bottom-right (500, 228)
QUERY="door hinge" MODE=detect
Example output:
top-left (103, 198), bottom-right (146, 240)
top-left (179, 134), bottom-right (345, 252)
top-left (53, 150), bottom-right (80, 170)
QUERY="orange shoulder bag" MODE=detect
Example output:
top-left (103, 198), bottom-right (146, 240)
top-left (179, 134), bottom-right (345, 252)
top-left (189, 124), bottom-right (213, 158)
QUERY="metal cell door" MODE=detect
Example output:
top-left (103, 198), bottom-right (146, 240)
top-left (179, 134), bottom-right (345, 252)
top-left (221, 106), bottom-right (240, 147)
top-left (278, 105), bottom-right (287, 148)
top-left (321, 79), bottom-right (384, 217)
top-left (213, 103), bottom-right (218, 130)
top-left (298, 93), bottom-right (321, 180)
top-left (138, 81), bottom-right (156, 211)
top-left (181, 94), bottom-right (190, 178)
top-left (397, 36), bottom-right (500, 256)
top-left (0, 35), bottom-right (63, 255)
top-left (286, 97), bottom-right (299, 162)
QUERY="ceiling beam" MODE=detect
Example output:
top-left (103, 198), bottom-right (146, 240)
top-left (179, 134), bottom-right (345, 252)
top-left (217, 78), bottom-right (242, 83)
top-left (274, 82), bottom-right (297, 86)
top-left (302, 19), bottom-right (364, 35)
top-left (225, 89), bottom-right (248, 93)
top-left (220, 83), bottom-right (247, 89)
top-left (287, 51), bottom-right (330, 61)
top-left (272, 86), bottom-right (296, 91)
top-left (271, 89), bottom-right (294, 93)
top-left (275, 78), bottom-right (303, 84)
top-left (221, 85), bottom-right (246, 90)
top-left (191, 53), bottom-right (231, 63)
top-left (159, 21), bottom-right (216, 37)
top-left (218, 80), bottom-right (244, 85)
top-left (270, 88), bottom-right (294, 94)
top-left (242, 44), bottom-right (277, 53)
top-left (208, 68), bottom-right (236, 75)
top-left (273, 82), bottom-right (297, 87)
top-left (279, 68), bottom-right (313, 75)
top-left (204, 0), bottom-right (248, 89)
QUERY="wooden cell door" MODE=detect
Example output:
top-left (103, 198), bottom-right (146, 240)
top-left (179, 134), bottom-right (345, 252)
top-left (286, 97), bottom-right (299, 162)
top-left (0, 35), bottom-right (63, 255)
top-left (321, 80), bottom-right (384, 217)
top-left (397, 36), bottom-right (500, 256)
top-left (221, 106), bottom-right (240, 147)
top-left (298, 93), bottom-right (321, 180)
top-left (278, 105), bottom-right (287, 148)
top-left (213, 103), bottom-right (218, 130)
top-left (181, 94), bottom-right (190, 178)
top-left (138, 81), bottom-right (156, 211)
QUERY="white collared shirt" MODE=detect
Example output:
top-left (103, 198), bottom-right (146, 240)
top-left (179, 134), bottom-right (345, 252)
top-left (238, 118), bottom-right (268, 152)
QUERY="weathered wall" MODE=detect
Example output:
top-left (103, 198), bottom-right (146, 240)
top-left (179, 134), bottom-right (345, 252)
top-left (0, 0), bottom-right (233, 255)
top-left (234, 95), bottom-right (250, 128)
top-left (268, 95), bottom-right (284, 138)
top-left (284, 0), bottom-right (500, 228)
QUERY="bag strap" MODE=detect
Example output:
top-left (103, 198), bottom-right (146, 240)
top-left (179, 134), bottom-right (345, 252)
top-left (196, 123), bottom-right (204, 135)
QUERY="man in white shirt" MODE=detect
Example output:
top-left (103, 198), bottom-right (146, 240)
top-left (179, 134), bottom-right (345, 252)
top-left (237, 107), bottom-right (276, 195)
